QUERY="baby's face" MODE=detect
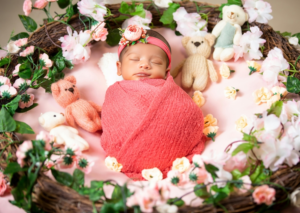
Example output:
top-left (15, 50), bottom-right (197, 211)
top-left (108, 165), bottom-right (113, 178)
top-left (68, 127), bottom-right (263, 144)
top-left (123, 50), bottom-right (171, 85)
top-left (116, 43), bottom-right (170, 81)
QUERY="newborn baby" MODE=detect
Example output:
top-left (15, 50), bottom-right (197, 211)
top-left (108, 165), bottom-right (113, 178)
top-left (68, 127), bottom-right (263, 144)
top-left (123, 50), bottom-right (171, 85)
top-left (100, 25), bottom-right (206, 181)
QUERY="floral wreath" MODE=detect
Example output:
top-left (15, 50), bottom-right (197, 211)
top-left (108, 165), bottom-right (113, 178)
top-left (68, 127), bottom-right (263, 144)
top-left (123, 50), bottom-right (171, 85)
top-left (0, 0), bottom-right (300, 213)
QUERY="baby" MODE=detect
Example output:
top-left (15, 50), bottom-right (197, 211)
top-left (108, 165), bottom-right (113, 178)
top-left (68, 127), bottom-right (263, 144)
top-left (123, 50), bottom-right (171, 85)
top-left (100, 25), bottom-right (206, 181)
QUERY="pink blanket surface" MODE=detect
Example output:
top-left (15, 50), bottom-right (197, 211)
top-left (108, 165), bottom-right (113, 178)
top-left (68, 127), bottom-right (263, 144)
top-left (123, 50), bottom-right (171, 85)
top-left (100, 74), bottom-right (207, 180)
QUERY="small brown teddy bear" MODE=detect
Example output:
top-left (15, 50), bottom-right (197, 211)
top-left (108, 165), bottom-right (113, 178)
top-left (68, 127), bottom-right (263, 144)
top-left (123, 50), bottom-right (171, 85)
top-left (51, 75), bottom-right (102, 133)
top-left (171, 34), bottom-right (218, 91)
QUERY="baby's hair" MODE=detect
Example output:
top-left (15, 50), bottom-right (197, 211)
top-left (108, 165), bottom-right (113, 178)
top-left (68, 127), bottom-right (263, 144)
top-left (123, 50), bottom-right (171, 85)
top-left (119, 30), bottom-right (171, 68)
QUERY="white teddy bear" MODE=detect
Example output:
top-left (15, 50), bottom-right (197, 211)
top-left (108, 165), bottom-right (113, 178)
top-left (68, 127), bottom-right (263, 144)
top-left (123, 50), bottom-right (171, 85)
top-left (38, 112), bottom-right (89, 151)
top-left (212, 5), bottom-right (249, 61)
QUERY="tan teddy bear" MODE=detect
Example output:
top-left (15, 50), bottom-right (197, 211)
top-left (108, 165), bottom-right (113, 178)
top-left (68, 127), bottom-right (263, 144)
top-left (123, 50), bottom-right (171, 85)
top-left (51, 75), bottom-right (102, 133)
top-left (171, 34), bottom-right (218, 91)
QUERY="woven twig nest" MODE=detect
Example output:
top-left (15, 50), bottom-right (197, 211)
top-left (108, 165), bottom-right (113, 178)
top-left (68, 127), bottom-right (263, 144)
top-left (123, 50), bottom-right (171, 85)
top-left (1, 1), bottom-right (300, 213)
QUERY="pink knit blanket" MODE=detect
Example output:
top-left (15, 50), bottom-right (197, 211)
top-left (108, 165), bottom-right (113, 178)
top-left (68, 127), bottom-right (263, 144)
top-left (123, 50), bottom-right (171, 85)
top-left (100, 75), bottom-right (206, 180)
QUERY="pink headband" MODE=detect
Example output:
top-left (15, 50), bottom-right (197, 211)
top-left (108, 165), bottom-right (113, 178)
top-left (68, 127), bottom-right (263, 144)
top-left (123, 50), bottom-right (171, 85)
top-left (118, 33), bottom-right (172, 70)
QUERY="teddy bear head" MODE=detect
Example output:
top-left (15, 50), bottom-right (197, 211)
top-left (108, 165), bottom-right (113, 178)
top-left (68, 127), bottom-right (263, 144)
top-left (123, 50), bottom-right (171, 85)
top-left (222, 5), bottom-right (248, 26)
top-left (51, 75), bottom-right (80, 108)
top-left (182, 34), bottom-right (216, 58)
top-left (38, 112), bottom-right (66, 131)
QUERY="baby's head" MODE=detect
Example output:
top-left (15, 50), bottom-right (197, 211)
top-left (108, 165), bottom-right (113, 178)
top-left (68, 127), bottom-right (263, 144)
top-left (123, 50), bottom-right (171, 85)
top-left (117, 27), bottom-right (171, 81)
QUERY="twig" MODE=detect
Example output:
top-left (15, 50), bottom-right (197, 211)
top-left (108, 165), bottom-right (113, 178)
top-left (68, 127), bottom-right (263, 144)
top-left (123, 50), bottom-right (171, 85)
top-left (43, 20), bottom-right (62, 48)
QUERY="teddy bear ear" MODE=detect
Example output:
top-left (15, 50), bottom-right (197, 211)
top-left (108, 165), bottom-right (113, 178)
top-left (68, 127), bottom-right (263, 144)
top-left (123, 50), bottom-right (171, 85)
top-left (51, 82), bottom-right (60, 96)
top-left (182, 36), bottom-right (191, 48)
top-left (65, 75), bottom-right (77, 84)
top-left (38, 116), bottom-right (45, 125)
top-left (204, 34), bottom-right (216, 47)
top-left (222, 6), bottom-right (229, 15)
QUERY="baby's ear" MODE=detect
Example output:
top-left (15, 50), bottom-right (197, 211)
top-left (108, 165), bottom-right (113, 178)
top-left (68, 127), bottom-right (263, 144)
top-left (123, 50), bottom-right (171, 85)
top-left (116, 61), bottom-right (122, 76)
top-left (65, 75), bottom-right (76, 84)
top-left (182, 36), bottom-right (191, 48)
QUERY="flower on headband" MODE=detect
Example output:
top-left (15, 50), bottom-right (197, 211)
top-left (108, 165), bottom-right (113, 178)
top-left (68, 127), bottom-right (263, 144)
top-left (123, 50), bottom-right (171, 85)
top-left (118, 25), bottom-right (149, 46)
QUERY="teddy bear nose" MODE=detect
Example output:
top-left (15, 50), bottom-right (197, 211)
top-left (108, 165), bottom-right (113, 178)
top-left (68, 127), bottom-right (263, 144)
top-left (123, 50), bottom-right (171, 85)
top-left (68, 87), bottom-right (74, 93)
top-left (194, 42), bottom-right (201, 47)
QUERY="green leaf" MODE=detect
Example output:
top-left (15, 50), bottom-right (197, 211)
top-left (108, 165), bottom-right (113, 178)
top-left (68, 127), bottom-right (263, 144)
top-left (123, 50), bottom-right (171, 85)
top-left (250, 163), bottom-right (270, 184)
top-left (4, 95), bottom-right (21, 116)
top-left (11, 32), bottom-right (30, 41)
top-left (287, 76), bottom-right (300, 94)
top-left (0, 58), bottom-right (11, 67)
top-left (207, 132), bottom-right (216, 142)
top-left (204, 163), bottom-right (219, 180)
top-left (91, 180), bottom-right (104, 189)
top-left (242, 132), bottom-right (257, 144)
top-left (112, 15), bottom-right (129, 22)
top-left (130, 4), bottom-right (145, 18)
top-left (4, 162), bottom-right (27, 174)
top-left (64, 59), bottom-right (74, 69)
top-left (194, 184), bottom-right (210, 198)
top-left (167, 197), bottom-right (185, 207)
top-left (0, 107), bottom-right (16, 132)
top-left (55, 58), bottom-right (66, 72)
top-left (73, 169), bottom-right (85, 186)
top-left (106, 28), bottom-right (122, 46)
top-left (57, 0), bottom-right (70, 9)
top-left (231, 169), bottom-right (242, 180)
top-left (232, 143), bottom-right (254, 156)
top-left (19, 62), bottom-right (32, 79)
top-left (15, 103), bottom-right (38, 113)
top-left (14, 120), bottom-right (35, 134)
top-left (159, 3), bottom-right (180, 25)
top-left (89, 189), bottom-right (105, 201)
top-left (18, 15), bottom-right (37, 32)
top-left (112, 185), bottom-right (122, 201)
top-left (267, 100), bottom-right (283, 117)
top-left (51, 169), bottom-right (73, 186)
top-left (119, 2), bottom-right (131, 14)
top-left (204, 191), bottom-right (228, 204)
top-left (275, 31), bottom-right (292, 37)
top-left (100, 203), bottom-right (115, 213)
top-left (40, 79), bottom-right (53, 93)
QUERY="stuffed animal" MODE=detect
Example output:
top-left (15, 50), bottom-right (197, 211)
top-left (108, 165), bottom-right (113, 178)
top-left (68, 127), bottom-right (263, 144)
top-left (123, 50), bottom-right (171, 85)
top-left (38, 112), bottom-right (89, 151)
top-left (51, 75), bottom-right (102, 133)
top-left (171, 34), bottom-right (218, 91)
top-left (212, 5), bottom-right (248, 62)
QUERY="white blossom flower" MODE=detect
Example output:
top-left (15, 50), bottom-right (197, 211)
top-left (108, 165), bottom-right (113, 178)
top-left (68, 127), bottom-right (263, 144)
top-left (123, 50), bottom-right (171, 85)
top-left (77, 0), bottom-right (107, 22)
top-left (243, 0), bottom-right (273, 24)
top-left (122, 10), bottom-right (152, 30)
top-left (154, 0), bottom-right (173, 8)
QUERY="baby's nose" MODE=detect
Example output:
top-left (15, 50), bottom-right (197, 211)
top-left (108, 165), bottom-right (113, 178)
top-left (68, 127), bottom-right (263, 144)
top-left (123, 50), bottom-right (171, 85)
top-left (140, 62), bottom-right (150, 69)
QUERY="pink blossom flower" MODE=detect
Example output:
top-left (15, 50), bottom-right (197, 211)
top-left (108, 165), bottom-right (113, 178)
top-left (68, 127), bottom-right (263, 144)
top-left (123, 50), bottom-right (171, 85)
top-left (75, 157), bottom-right (94, 174)
top-left (14, 38), bottom-right (28, 47)
top-left (223, 151), bottom-right (248, 173)
top-left (215, 166), bottom-right (233, 188)
top-left (122, 10), bottom-right (153, 30)
top-left (237, 175), bottom-right (252, 194)
top-left (91, 22), bottom-right (108, 41)
top-left (36, 130), bottom-right (54, 150)
top-left (234, 26), bottom-right (266, 61)
top-left (34, 0), bottom-right (48, 9)
top-left (243, 0), bottom-right (273, 24)
top-left (0, 85), bottom-right (17, 98)
top-left (16, 140), bottom-right (33, 167)
top-left (253, 185), bottom-right (275, 205)
top-left (13, 78), bottom-right (31, 89)
top-left (59, 28), bottom-right (91, 65)
top-left (77, 0), bottom-right (107, 22)
top-left (261, 47), bottom-right (289, 86)
top-left (57, 156), bottom-right (76, 169)
top-left (191, 167), bottom-right (208, 184)
top-left (123, 25), bottom-right (143, 41)
top-left (0, 172), bottom-right (8, 196)
top-left (167, 170), bottom-right (189, 186)
top-left (20, 46), bottom-right (34, 57)
top-left (0, 76), bottom-right (11, 87)
top-left (19, 93), bottom-right (34, 109)
top-left (23, 0), bottom-right (32, 16)
top-left (47, 0), bottom-right (58, 2)
top-left (173, 7), bottom-right (207, 37)
top-left (45, 159), bottom-right (55, 169)
top-left (39, 53), bottom-right (53, 69)
top-left (12, 64), bottom-right (21, 77)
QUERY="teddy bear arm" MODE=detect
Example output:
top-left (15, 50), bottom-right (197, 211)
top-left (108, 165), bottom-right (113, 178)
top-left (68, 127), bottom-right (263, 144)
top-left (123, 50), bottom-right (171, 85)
top-left (233, 25), bottom-right (242, 45)
top-left (65, 107), bottom-right (77, 128)
top-left (88, 101), bottom-right (102, 113)
top-left (66, 126), bottom-right (79, 134)
top-left (212, 20), bottom-right (226, 38)
top-left (50, 129), bottom-right (65, 145)
top-left (207, 60), bottom-right (218, 82)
